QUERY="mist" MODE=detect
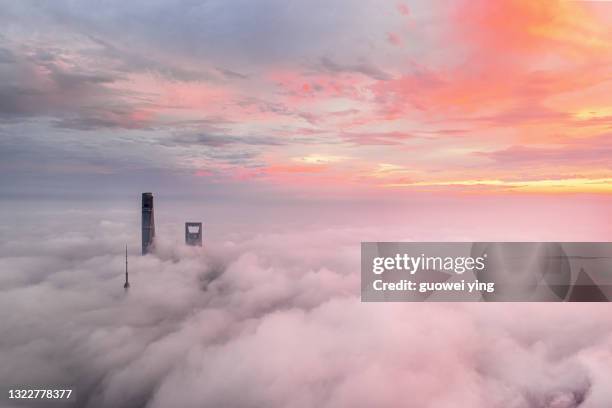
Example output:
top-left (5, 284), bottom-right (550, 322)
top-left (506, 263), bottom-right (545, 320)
top-left (1, 197), bottom-right (612, 408)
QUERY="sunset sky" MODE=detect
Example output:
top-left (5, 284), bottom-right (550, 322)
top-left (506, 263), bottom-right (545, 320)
top-left (1, 0), bottom-right (612, 201)
top-left (4, 3), bottom-right (612, 406)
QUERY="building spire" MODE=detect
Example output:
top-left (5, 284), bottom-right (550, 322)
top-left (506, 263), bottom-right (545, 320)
top-left (124, 245), bottom-right (130, 290)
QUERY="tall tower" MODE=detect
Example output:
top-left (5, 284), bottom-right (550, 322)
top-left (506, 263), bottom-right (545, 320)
top-left (124, 245), bottom-right (130, 290)
top-left (185, 222), bottom-right (203, 246)
top-left (142, 192), bottom-right (155, 255)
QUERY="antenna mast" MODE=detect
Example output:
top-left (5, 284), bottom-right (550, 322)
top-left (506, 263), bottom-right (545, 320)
top-left (124, 245), bottom-right (130, 290)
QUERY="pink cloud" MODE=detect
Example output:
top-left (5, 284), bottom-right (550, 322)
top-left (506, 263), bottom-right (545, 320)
top-left (396, 3), bottom-right (410, 16)
top-left (450, 0), bottom-right (609, 56)
top-left (386, 32), bottom-right (403, 46)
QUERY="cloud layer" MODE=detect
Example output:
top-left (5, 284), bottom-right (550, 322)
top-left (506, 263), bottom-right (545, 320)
top-left (2, 206), bottom-right (612, 408)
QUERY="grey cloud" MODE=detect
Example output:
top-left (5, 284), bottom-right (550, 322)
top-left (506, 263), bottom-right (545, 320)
top-left (0, 47), bottom-right (15, 63)
top-left (0, 35), bottom-right (243, 130)
top-left (1, 0), bottom-right (391, 69)
top-left (238, 98), bottom-right (330, 128)
top-left (478, 133), bottom-right (612, 168)
top-left (0, 86), bottom-right (45, 116)
top-left (169, 133), bottom-right (285, 148)
top-left (205, 150), bottom-right (259, 165)
top-left (0, 42), bottom-right (161, 130)
top-left (0, 124), bottom-right (179, 183)
top-left (50, 70), bottom-right (119, 89)
top-left (86, 35), bottom-right (218, 83)
top-left (54, 112), bottom-right (151, 131)
top-left (318, 56), bottom-right (392, 81)
top-left (340, 130), bottom-right (417, 145)
top-left (216, 67), bottom-right (248, 80)
top-left (0, 0), bottom-right (398, 131)
top-left (0, 122), bottom-right (279, 200)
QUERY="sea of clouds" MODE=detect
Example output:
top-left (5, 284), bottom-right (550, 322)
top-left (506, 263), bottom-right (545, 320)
top-left (1, 200), bottom-right (612, 408)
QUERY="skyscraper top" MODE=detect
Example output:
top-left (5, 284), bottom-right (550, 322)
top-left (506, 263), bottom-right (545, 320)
top-left (142, 193), bottom-right (155, 255)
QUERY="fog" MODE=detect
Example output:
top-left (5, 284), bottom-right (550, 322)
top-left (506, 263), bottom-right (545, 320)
top-left (1, 197), bottom-right (612, 408)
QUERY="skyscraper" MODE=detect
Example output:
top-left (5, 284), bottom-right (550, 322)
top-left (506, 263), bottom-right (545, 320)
top-left (142, 192), bottom-right (155, 255)
top-left (185, 222), bottom-right (203, 246)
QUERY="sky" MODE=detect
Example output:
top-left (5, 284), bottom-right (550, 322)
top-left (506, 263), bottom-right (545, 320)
top-left (2, 2), bottom-right (612, 407)
top-left (1, 0), bottom-right (612, 204)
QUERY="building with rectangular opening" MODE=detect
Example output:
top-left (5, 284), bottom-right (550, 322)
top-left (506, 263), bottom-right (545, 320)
top-left (185, 222), bottom-right (203, 246)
